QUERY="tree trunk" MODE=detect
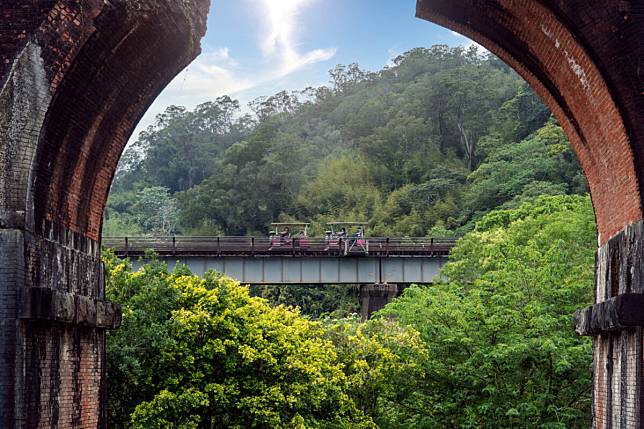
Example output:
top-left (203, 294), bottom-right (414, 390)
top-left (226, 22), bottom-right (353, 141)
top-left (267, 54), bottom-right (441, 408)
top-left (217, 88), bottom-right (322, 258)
top-left (457, 122), bottom-right (475, 171)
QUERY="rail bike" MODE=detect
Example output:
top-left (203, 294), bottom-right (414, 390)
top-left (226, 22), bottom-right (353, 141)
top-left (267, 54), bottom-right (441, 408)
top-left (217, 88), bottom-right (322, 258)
top-left (325, 221), bottom-right (368, 255)
top-left (268, 222), bottom-right (310, 251)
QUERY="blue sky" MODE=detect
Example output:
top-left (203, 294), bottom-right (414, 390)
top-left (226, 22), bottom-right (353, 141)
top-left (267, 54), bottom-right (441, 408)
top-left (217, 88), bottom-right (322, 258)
top-left (132, 0), bottom-right (475, 140)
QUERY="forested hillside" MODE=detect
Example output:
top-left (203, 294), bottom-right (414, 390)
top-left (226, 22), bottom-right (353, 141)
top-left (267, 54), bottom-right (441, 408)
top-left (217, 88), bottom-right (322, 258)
top-left (104, 46), bottom-right (587, 237)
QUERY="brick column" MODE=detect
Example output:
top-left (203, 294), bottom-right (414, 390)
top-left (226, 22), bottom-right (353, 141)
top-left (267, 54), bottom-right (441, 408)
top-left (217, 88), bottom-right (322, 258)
top-left (0, 230), bottom-right (24, 426)
top-left (574, 221), bottom-right (644, 428)
top-left (14, 222), bottom-right (121, 428)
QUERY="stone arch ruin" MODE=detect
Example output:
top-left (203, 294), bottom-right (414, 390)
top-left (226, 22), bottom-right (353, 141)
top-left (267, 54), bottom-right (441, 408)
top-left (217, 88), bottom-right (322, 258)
top-left (0, 0), bottom-right (642, 427)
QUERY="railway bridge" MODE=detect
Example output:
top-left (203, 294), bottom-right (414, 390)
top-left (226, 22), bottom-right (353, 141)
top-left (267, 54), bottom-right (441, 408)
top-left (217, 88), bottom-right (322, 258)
top-left (104, 236), bottom-right (457, 320)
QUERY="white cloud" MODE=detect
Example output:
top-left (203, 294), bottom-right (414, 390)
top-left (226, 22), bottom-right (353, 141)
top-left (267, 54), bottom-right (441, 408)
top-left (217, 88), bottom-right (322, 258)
top-left (169, 0), bottom-right (336, 103)
top-left (258, 0), bottom-right (336, 77)
top-left (168, 49), bottom-right (252, 99)
top-left (129, 0), bottom-right (336, 143)
top-left (129, 47), bottom-right (256, 140)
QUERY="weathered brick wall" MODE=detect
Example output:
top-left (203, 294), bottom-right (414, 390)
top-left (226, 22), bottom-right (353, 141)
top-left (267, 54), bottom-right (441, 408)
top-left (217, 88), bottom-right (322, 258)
top-left (0, 1), bottom-right (208, 427)
top-left (416, 1), bottom-right (644, 427)
top-left (573, 223), bottom-right (644, 428)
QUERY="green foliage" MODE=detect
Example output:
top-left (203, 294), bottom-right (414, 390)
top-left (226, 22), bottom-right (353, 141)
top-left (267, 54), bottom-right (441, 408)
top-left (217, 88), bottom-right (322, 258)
top-left (115, 97), bottom-right (252, 193)
top-left (296, 154), bottom-right (382, 231)
top-left (464, 119), bottom-right (587, 222)
top-left (103, 46), bottom-right (596, 427)
top-left (249, 284), bottom-right (359, 319)
top-left (105, 253), bottom-right (375, 428)
top-left (105, 251), bottom-right (183, 427)
top-left (106, 195), bottom-right (597, 428)
top-left (324, 317), bottom-right (431, 429)
top-left (107, 46), bottom-right (584, 238)
top-left (103, 186), bottom-right (179, 236)
top-left (379, 195), bottom-right (595, 428)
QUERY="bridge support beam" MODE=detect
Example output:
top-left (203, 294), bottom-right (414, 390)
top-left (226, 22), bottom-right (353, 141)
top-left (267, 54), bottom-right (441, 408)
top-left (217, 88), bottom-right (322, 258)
top-left (574, 221), bottom-right (644, 428)
top-left (359, 284), bottom-right (399, 321)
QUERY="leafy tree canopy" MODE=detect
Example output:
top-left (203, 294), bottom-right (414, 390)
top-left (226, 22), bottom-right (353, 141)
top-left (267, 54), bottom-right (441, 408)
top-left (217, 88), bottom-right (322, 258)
top-left (106, 46), bottom-right (583, 238)
top-left (105, 252), bottom-right (377, 428)
top-left (379, 194), bottom-right (596, 428)
top-left (106, 194), bottom-right (597, 428)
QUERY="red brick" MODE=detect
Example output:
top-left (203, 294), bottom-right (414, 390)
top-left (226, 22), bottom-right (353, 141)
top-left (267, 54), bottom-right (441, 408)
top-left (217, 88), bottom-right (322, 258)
top-left (417, 1), bottom-right (644, 426)
top-left (416, 0), bottom-right (644, 245)
top-left (0, 1), bottom-right (209, 427)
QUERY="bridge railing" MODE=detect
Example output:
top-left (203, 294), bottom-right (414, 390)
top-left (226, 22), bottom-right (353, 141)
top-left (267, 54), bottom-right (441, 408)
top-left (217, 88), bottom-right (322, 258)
top-left (102, 236), bottom-right (458, 257)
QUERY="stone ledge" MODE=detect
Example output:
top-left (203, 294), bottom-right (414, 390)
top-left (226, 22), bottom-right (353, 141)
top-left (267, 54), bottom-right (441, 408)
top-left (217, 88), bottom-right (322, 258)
top-left (19, 287), bottom-right (121, 329)
top-left (573, 293), bottom-right (644, 336)
top-left (0, 210), bottom-right (25, 229)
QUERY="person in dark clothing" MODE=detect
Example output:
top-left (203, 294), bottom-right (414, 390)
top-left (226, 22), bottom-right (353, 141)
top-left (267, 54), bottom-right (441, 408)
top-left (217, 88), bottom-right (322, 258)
top-left (279, 226), bottom-right (290, 238)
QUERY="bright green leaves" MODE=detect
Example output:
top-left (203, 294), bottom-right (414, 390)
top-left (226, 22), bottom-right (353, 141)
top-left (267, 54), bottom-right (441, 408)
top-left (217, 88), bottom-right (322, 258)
top-left (106, 195), bottom-right (597, 428)
top-left (464, 119), bottom-right (587, 220)
top-left (325, 317), bottom-right (429, 428)
top-left (379, 195), bottom-right (595, 428)
top-left (105, 254), bottom-right (374, 428)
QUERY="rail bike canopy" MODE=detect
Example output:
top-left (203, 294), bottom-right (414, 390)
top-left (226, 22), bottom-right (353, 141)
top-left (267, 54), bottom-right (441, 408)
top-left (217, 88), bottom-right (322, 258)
top-left (326, 221), bottom-right (369, 227)
top-left (103, 235), bottom-right (457, 257)
top-left (326, 222), bottom-right (367, 234)
top-left (270, 222), bottom-right (310, 237)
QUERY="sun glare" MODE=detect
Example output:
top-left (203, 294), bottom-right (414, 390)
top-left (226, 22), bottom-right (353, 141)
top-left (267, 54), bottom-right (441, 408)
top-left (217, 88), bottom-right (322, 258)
top-left (260, 0), bottom-right (310, 57)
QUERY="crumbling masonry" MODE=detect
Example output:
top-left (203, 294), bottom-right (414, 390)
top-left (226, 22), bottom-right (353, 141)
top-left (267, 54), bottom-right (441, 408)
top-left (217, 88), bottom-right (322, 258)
top-left (0, 1), bottom-right (208, 427)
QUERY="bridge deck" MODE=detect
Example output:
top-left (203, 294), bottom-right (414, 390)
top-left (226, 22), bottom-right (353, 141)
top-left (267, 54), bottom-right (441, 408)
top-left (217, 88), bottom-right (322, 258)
top-left (103, 236), bottom-right (457, 258)
top-left (130, 255), bottom-right (448, 285)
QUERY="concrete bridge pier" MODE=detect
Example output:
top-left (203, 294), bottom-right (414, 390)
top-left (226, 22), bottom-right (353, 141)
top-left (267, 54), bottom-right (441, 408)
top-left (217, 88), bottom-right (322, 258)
top-left (359, 283), bottom-right (400, 321)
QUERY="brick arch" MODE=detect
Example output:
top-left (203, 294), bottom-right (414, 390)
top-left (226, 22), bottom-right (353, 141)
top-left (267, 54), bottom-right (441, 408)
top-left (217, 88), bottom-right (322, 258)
top-left (416, 0), bottom-right (644, 245)
top-left (29, 1), bottom-right (209, 242)
top-left (0, 1), bottom-right (209, 426)
top-left (416, 2), bottom-right (644, 427)
top-left (31, 2), bottom-right (208, 241)
top-left (1, 1), bottom-right (642, 427)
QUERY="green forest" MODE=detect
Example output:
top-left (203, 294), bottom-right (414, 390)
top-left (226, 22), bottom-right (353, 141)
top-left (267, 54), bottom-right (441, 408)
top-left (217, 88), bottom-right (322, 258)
top-left (105, 46), bottom-right (597, 427)
top-left (104, 46), bottom-right (586, 238)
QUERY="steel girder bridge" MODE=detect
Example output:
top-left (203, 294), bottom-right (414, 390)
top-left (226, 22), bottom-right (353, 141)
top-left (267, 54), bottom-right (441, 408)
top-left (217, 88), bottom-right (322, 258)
top-left (103, 236), bottom-right (456, 285)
